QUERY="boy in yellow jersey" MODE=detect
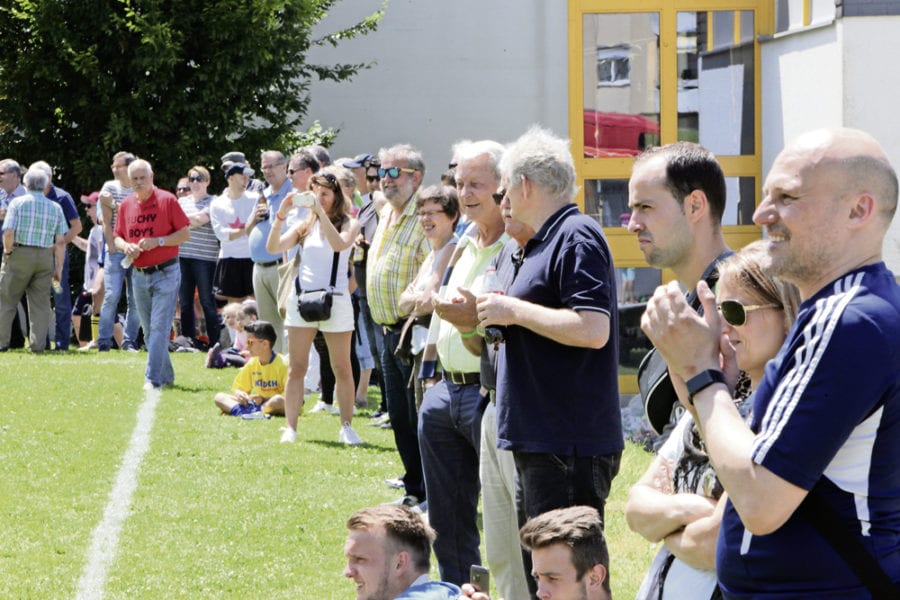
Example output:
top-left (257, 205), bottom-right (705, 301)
top-left (213, 321), bottom-right (287, 417)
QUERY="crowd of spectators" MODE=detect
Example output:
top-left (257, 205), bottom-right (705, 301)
top-left (2, 125), bottom-right (899, 598)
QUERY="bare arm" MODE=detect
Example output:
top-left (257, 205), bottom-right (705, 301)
top-left (53, 234), bottom-right (66, 281)
top-left (625, 454), bottom-right (716, 543)
top-left (642, 281), bottom-right (808, 534)
top-left (2, 228), bottom-right (14, 254)
top-left (64, 217), bottom-right (82, 245)
top-left (476, 293), bottom-right (610, 349)
top-left (663, 492), bottom-right (728, 570)
top-left (315, 210), bottom-right (359, 252)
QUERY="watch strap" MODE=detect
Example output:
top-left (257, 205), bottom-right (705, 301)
top-left (685, 369), bottom-right (726, 402)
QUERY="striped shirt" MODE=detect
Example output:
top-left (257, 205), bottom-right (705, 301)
top-left (3, 191), bottom-right (68, 247)
top-left (178, 194), bottom-right (219, 261)
top-left (99, 179), bottom-right (133, 231)
top-left (366, 193), bottom-right (429, 325)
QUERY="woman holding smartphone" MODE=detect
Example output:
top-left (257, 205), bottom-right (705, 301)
top-left (267, 167), bottom-right (361, 445)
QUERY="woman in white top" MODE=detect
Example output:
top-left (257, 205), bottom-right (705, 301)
top-left (267, 169), bottom-right (361, 446)
top-left (627, 241), bottom-right (801, 600)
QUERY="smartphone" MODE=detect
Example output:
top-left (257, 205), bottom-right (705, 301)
top-left (470, 564), bottom-right (490, 593)
top-left (293, 191), bottom-right (316, 208)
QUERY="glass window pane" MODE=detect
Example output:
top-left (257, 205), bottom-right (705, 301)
top-left (583, 13), bottom-right (660, 158)
top-left (723, 176), bottom-right (757, 226)
top-left (583, 178), bottom-right (630, 228)
top-left (677, 11), bottom-right (755, 156)
top-left (618, 268), bottom-right (660, 373)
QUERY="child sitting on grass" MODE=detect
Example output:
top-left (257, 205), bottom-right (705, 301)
top-left (213, 321), bottom-right (287, 418)
top-left (206, 301), bottom-right (257, 368)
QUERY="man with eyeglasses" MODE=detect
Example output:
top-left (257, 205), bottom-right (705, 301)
top-left (416, 140), bottom-right (508, 586)
top-left (97, 151), bottom-right (141, 352)
top-left (245, 150), bottom-right (292, 353)
top-left (0, 159), bottom-right (29, 347)
top-left (476, 126), bottom-right (623, 597)
top-left (642, 129), bottom-right (900, 597)
top-left (627, 142), bottom-right (733, 446)
top-left (366, 144), bottom-right (430, 508)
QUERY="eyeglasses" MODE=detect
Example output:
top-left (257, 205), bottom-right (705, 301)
top-left (366, 175), bottom-right (379, 182)
top-left (288, 167), bottom-right (304, 175)
top-left (188, 175), bottom-right (204, 182)
top-left (377, 167), bottom-right (417, 179)
top-left (717, 300), bottom-right (781, 327)
top-left (492, 188), bottom-right (506, 204)
top-left (176, 186), bottom-right (190, 193)
top-left (417, 209), bottom-right (445, 219)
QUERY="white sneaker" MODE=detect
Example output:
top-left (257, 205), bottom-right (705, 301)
top-left (280, 427), bottom-right (298, 443)
top-left (308, 400), bottom-right (330, 414)
top-left (330, 404), bottom-right (356, 416)
top-left (339, 422), bottom-right (363, 446)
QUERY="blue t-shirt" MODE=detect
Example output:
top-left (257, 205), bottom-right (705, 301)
top-left (247, 178), bottom-right (292, 263)
top-left (496, 203), bottom-right (623, 456)
top-left (47, 186), bottom-right (78, 222)
top-left (717, 263), bottom-right (900, 597)
top-left (394, 579), bottom-right (461, 599)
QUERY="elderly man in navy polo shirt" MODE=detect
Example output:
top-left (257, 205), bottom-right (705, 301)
top-left (476, 126), bottom-right (623, 594)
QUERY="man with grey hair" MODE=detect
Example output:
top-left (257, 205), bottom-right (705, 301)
top-left (0, 167), bottom-right (68, 351)
top-left (0, 159), bottom-right (29, 347)
top-left (29, 161), bottom-right (82, 350)
top-left (114, 159), bottom-right (190, 389)
top-left (476, 126), bottom-right (623, 594)
top-left (419, 139), bottom-right (508, 584)
top-left (366, 143), bottom-right (430, 506)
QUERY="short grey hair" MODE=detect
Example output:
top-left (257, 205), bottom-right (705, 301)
top-left (23, 167), bottom-right (49, 191)
top-left (500, 126), bottom-right (577, 203)
top-left (378, 144), bottom-right (425, 176)
top-left (0, 159), bottom-right (22, 179)
top-left (127, 158), bottom-right (153, 178)
top-left (451, 140), bottom-right (505, 180)
top-left (29, 160), bottom-right (53, 182)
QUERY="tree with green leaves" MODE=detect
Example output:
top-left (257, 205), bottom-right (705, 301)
top-left (0, 0), bottom-right (383, 195)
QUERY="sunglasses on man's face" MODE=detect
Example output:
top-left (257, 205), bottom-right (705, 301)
top-left (717, 300), bottom-right (780, 327)
top-left (378, 167), bottom-right (416, 180)
top-left (177, 187), bottom-right (190, 193)
top-left (366, 174), bottom-right (379, 182)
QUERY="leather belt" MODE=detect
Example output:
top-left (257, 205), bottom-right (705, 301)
top-left (255, 258), bottom-right (283, 267)
top-left (134, 257), bottom-right (177, 275)
top-left (443, 370), bottom-right (480, 386)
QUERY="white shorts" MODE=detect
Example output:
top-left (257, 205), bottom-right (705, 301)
top-left (284, 290), bottom-right (355, 333)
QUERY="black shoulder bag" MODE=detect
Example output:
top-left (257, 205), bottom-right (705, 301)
top-left (295, 252), bottom-right (340, 322)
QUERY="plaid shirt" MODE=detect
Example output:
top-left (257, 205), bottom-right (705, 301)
top-left (2, 191), bottom-right (68, 248)
top-left (366, 193), bottom-right (429, 325)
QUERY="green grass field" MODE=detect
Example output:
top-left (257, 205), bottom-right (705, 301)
top-left (0, 350), bottom-right (656, 599)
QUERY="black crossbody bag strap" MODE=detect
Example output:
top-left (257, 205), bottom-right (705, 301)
top-left (800, 491), bottom-right (899, 598)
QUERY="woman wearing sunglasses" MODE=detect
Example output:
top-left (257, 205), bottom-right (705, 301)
top-left (627, 240), bottom-right (800, 600)
top-left (268, 167), bottom-right (362, 445)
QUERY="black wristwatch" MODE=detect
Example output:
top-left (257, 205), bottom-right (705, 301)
top-left (685, 369), bottom-right (726, 404)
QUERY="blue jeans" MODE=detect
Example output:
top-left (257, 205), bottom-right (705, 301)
top-left (49, 248), bottom-right (72, 349)
top-left (359, 298), bottom-right (386, 409)
top-left (178, 257), bottom-right (218, 344)
top-left (99, 251), bottom-right (140, 350)
top-left (132, 262), bottom-right (180, 387)
top-left (418, 380), bottom-right (484, 584)
top-left (377, 327), bottom-right (425, 500)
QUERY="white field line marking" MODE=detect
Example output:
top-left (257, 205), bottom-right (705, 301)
top-left (75, 388), bottom-right (161, 600)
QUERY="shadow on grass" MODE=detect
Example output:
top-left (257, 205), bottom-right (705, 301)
top-left (307, 439), bottom-right (399, 453)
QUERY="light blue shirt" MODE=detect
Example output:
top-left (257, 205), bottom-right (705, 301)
top-left (248, 178), bottom-right (292, 262)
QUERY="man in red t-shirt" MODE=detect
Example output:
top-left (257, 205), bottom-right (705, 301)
top-left (114, 159), bottom-right (190, 390)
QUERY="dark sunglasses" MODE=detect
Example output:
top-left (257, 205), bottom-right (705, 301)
top-left (378, 167), bottom-right (416, 179)
top-left (492, 188), bottom-right (506, 204)
top-left (188, 175), bottom-right (205, 182)
top-left (717, 300), bottom-right (780, 326)
top-left (288, 167), bottom-right (304, 175)
top-left (366, 174), bottom-right (379, 182)
top-left (176, 186), bottom-right (190, 193)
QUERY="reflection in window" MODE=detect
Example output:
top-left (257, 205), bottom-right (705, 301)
top-left (617, 268), bottom-right (661, 371)
top-left (583, 13), bottom-right (660, 158)
top-left (724, 176), bottom-right (757, 225)
top-left (597, 46), bottom-right (631, 86)
top-left (677, 11), bottom-right (755, 156)
top-left (583, 179), bottom-right (629, 228)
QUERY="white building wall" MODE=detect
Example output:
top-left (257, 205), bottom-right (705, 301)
top-left (301, 0), bottom-right (568, 179)
top-left (841, 16), bottom-right (900, 272)
top-left (762, 16), bottom-right (900, 274)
